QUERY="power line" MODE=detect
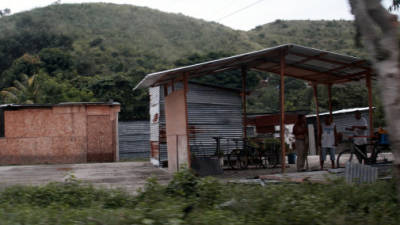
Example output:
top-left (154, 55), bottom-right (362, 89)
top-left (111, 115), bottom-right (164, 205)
top-left (213, 0), bottom-right (239, 17)
top-left (216, 0), bottom-right (266, 22)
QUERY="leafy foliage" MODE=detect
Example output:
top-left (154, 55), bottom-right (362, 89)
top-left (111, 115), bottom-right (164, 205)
top-left (0, 3), bottom-right (383, 121)
top-left (0, 74), bottom-right (40, 104)
top-left (0, 170), bottom-right (398, 224)
top-left (248, 19), bottom-right (366, 58)
top-left (389, 0), bottom-right (400, 11)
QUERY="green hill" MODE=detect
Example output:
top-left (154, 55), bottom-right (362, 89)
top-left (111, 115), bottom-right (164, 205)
top-left (0, 3), bottom-right (259, 74)
top-left (0, 3), bottom-right (377, 122)
top-left (248, 19), bottom-right (365, 57)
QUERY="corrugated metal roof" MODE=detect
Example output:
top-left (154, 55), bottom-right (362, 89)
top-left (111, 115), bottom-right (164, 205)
top-left (134, 44), bottom-right (374, 89)
top-left (306, 107), bottom-right (373, 117)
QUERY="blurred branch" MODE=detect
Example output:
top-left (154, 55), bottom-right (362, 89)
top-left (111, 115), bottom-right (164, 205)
top-left (389, 0), bottom-right (400, 11)
top-left (349, 0), bottom-right (400, 200)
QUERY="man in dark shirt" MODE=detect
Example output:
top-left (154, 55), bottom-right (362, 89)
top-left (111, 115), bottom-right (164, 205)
top-left (293, 115), bottom-right (308, 172)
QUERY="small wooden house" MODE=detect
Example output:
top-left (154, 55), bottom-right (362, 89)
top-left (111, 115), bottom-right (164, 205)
top-left (0, 102), bottom-right (120, 165)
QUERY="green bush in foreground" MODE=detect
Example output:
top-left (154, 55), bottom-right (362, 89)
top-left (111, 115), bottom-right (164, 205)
top-left (0, 170), bottom-right (398, 225)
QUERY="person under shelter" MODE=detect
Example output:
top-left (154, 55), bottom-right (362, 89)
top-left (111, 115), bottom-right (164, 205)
top-left (293, 115), bottom-right (308, 172)
top-left (320, 116), bottom-right (337, 169)
top-left (346, 111), bottom-right (368, 163)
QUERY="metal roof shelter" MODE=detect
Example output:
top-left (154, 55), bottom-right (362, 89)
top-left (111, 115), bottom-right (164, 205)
top-left (134, 44), bottom-right (375, 173)
top-left (135, 44), bottom-right (373, 89)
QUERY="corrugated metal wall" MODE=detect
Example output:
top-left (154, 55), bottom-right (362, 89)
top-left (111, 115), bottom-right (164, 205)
top-left (305, 110), bottom-right (371, 155)
top-left (307, 110), bottom-right (370, 138)
top-left (151, 83), bottom-right (243, 164)
top-left (119, 121), bottom-right (150, 159)
top-left (186, 83), bottom-right (243, 157)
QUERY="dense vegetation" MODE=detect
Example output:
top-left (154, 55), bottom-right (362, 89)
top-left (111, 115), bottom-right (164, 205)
top-left (0, 3), bottom-right (381, 122)
top-left (0, 170), bottom-right (398, 224)
top-left (248, 20), bottom-right (366, 58)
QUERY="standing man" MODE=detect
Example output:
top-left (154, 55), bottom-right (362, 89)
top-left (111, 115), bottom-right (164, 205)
top-left (346, 111), bottom-right (368, 163)
top-left (293, 115), bottom-right (308, 172)
top-left (320, 116), bottom-right (337, 169)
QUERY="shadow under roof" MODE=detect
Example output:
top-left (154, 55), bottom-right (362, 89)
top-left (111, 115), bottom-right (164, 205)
top-left (134, 44), bottom-right (374, 90)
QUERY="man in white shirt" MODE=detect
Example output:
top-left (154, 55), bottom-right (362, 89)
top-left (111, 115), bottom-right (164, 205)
top-left (346, 111), bottom-right (368, 163)
top-left (320, 116), bottom-right (337, 169)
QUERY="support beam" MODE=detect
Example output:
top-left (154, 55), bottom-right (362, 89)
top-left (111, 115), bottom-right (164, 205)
top-left (306, 60), bottom-right (367, 77)
top-left (280, 53), bottom-right (286, 173)
top-left (291, 52), bottom-right (370, 70)
top-left (242, 66), bottom-right (248, 139)
top-left (328, 84), bottom-right (333, 120)
top-left (312, 84), bottom-right (321, 163)
top-left (330, 71), bottom-right (369, 84)
top-left (163, 84), bottom-right (169, 97)
top-left (366, 73), bottom-right (374, 137)
top-left (183, 74), bottom-right (191, 168)
top-left (257, 64), bottom-right (353, 83)
top-left (170, 80), bottom-right (175, 92)
top-left (254, 67), bottom-right (319, 83)
top-left (264, 53), bottom-right (328, 72)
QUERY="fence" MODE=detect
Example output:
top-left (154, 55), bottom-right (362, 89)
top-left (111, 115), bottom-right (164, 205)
top-left (119, 121), bottom-right (150, 159)
top-left (345, 162), bottom-right (378, 184)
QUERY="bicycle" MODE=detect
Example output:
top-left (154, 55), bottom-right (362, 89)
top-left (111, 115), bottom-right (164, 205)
top-left (336, 135), bottom-right (389, 168)
top-left (227, 138), bottom-right (279, 170)
top-left (226, 138), bottom-right (248, 170)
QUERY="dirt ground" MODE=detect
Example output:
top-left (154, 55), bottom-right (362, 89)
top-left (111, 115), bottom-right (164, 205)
top-left (217, 153), bottom-right (393, 181)
top-left (0, 161), bottom-right (171, 193)
top-left (0, 153), bottom-right (393, 193)
top-left (216, 155), bottom-right (322, 180)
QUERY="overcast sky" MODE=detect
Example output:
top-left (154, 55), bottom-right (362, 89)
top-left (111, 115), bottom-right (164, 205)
top-left (0, 0), bottom-right (395, 30)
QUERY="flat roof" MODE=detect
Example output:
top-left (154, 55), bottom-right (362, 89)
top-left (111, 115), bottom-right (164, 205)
top-left (0, 102), bottom-right (120, 110)
top-left (134, 44), bottom-right (374, 90)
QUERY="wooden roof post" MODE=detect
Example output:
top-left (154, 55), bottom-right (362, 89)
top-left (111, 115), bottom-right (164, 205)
top-left (328, 84), bottom-right (333, 120)
top-left (366, 73), bottom-right (374, 137)
top-left (242, 66), bottom-right (248, 139)
top-left (280, 52), bottom-right (286, 173)
top-left (312, 83), bottom-right (321, 160)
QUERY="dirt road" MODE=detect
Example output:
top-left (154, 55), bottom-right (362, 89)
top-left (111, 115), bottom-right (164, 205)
top-left (0, 162), bottom-right (171, 193)
top-left (0, 153), bottom-right (392, 192)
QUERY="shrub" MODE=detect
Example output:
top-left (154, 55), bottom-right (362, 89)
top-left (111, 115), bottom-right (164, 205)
top-left (0, 170), bottom-right (398, 224)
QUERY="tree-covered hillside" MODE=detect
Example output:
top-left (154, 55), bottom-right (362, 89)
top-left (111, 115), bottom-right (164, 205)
top-left (0, 3), bottom-right (259, 75)
top-left (0, 3), bottom-right (380, 123)
top-left (248, 19), bottom-right (366, 58)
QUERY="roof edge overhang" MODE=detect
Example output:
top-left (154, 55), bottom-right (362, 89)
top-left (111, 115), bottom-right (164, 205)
top-left (134, 44), bottom-right (374, 90)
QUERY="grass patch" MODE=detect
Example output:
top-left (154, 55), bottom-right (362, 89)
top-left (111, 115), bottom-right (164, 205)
top-left (0, 170), bottom-right (398, 224)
